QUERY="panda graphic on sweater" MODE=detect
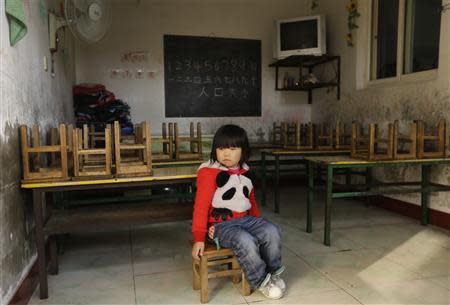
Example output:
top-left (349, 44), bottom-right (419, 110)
top-left (210, 169), bottom-right (254, 222)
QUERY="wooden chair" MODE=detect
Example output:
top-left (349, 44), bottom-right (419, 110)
top-left (20, 124), bottom-right (69, 183)
top-left (393, 120), bottom-right (417, 160)
top-left (351, 122), bottom-right (369, 158)
top-left (152, 122), bottom-right (174, 162)
top-left (315, 123), bottom-right (334, 150)
top-left (351, 122), bottom-right (394, 160)
top-left (192, 242), bottom-right (251, 303)
top-left (284, 122), bottom-right (313, 150)
top-left (335, 122), bottom-right (351, 150)
top-left (417, 119), bottom-right (446, 159)
top-left (272, 122), bottom-right (285, 146)
top-left (72, 126), bottom-right (112, 179)
top-left (114, 121), bottom-right (152, 177)
top-left (174, 122), bottom-right (203, 160)
top-left (83, 124), bottom-right (111, 149)
top-left (49, 124), bottom-right (73, 168)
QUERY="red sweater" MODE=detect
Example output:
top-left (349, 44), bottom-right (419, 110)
top-left (192, 162), bottom-right (261, 242)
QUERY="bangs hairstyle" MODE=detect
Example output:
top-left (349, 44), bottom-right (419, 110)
top-left (210, 124), bottom-right (251, 165)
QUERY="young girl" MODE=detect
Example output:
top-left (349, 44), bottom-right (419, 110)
top-left (191, 124), bottom-right (286, 299)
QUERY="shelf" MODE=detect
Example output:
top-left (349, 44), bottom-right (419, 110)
top-left (269, 55), bottom-right (340, 104)
top-left (269, 55), bottom-right (340, 68)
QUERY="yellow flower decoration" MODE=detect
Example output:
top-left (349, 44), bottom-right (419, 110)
top-left (346, 0), bottom-right (360, 47)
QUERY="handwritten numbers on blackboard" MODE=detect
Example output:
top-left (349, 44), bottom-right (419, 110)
top-left (164, 35), bottom-right (261, 117)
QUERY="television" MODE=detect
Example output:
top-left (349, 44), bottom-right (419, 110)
top-left (275, 15), bottom-right (326, 59)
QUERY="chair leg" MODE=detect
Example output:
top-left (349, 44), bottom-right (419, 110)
top-left (242, 275), bottom-right (251, 296)
top-left (200, 256), bottom-right (209, 303)
top-left (231, 257), bottom-right (241, 284)
top-left (193, 260), bottom-right (200, 290)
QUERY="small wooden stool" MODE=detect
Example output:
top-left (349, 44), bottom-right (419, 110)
top-left (192, 242), bottom-right (251, 303)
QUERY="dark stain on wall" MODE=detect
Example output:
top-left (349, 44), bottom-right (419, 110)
top-left (1, 122), bottom-right (36, 300)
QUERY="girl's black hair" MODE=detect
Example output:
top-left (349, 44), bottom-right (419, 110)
top-left (210, 124), bottom-right (251, 166)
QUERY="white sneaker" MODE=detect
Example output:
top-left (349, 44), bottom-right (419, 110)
top-left (258, 274), bottom-right (283, 300)
top-left (271, 274), bottom-right (286, 293)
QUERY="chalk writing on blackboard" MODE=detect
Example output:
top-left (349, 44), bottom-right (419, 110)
top-left (164, 35), bottom-right (261, 117)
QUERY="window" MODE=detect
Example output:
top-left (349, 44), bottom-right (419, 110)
top-left (371, 0), bottom-right (441, 80)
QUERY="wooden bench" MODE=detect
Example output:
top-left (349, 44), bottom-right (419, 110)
top-left (192, 242), bottom-right (251, 303)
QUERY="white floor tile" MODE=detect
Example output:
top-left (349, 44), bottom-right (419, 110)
top-left (346, 278), bottom-right (450, 305)
top-left (135, 269), bottom-right (247, 304)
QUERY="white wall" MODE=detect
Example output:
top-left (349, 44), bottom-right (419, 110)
top-left (0, 0), bottom-right (75, 303)
top-left (311, 0), bottom-right (450, 214)
top-left (75, 0), bottom-right (322, 140)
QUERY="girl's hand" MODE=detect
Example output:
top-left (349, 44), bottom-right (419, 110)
top-left (192, 241), bottom-right (205, 260)
top-left (208, 226), bottom-right (215, 239)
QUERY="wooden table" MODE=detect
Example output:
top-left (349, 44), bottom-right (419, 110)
top-left (22, 163), bottom-right (199, 299)
top-left (305, 156), bottom-right (450, 246)
top-left (260, 149), bottom-right (350, 213)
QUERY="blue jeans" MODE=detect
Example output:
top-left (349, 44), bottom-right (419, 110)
top-left (213, 216), bottom-right (283, 290)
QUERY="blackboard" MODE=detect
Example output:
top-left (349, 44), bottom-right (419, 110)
top-left (164, 35), bottom-right (261, 117)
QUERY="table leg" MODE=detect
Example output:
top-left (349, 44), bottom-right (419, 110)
top-left (33, 189), bottom-right (48, 299)
top-left (274, 154), bottom-right (280, 213)
top-left (48, 235), bottom-right (58, 275)
top-left (324, 166), bottom-right (333, 246)
top-left (365, 167), bottom-right (373, 205)
top-left (345, 168), bottom-right (351, 185)
top-left (261, 151), bottom-right (267, 206)
top-left (306, 161), bottom-right (314, 233)
top-left (421, 165), bottom-right (431, 225)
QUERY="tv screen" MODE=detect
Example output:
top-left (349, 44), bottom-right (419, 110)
top-left (280, 19), bottom-right (318, 51)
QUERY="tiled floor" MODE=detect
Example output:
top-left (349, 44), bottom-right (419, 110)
top-left (29, 185), bottom-right (450, 305)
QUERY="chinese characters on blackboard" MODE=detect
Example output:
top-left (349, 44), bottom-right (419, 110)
top-left (164, 35), bottom-right (261, 117)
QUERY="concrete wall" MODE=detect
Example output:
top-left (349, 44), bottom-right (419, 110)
top-left (0, 0), bottom-right (75, 303)
top-left (75, 0), bottom-right (320, 140)
top-left (311, 0), bottom-right (450, 214)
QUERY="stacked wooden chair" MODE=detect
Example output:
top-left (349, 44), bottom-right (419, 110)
top-left (49, 124), bottom-right (73, 170)
top-left (284, 122), bottom-right (296, 147)
top-left (351, 122), bottom-right (394, 160)
top-left (84, 124), bottom-right (111, 149)
top-left (393, 120), bottom-right (417, 160)
top-left (416, 119), bottom-right (446, 158)
top-left (20, 124), bottom-right (69, 183)
top-left (272, 122), bottom-right (284, 146)
top-left (152, 122), bottom-right (174, 162)
top-left (114, 121), bottom-right (152, 177)
top-left (72, 126), bottom-right (112, 179)
top-left (315, 123), bottom-right (334, 150)
top-left (174, 122), bottom-right (202, 161)
top-left (335, 121), bottom-right (352, 150)
top-left (288, 122), bottom-right (314, 150)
